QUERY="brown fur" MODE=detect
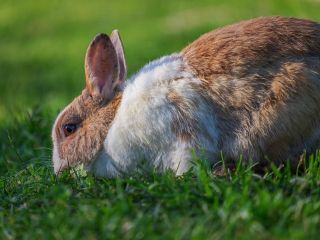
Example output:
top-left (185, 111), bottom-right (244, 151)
top-left (182, 16), bottom-right (320, 166)
top-left (85, 33), bottom-right (119, 99)
top-left (55, 90), bottom-right (122, 169)
top-left (53, 31), bottom-right (126, 173)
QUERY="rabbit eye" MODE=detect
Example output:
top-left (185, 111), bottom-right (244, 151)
top-left (63, 123), bottom-right (77, 136)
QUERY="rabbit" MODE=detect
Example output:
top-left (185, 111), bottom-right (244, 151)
top-left (52, 16), bottom-right (320, 177)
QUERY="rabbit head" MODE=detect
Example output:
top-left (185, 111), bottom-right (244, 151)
top-left (51, 30), bottom-right (126, 174)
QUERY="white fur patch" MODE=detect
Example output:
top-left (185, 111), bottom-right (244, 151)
top-left (90, 53), bottom-right (220, 177)
top-left (51, 105), bottom-right (69, 174)
top-left (85, 150), bottom-right (120, 178)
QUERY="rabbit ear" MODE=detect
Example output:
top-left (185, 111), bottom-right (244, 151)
top-left (110, 30), bottom-right (127, 85)
top-left (85, 33), bottom-right (119, 100)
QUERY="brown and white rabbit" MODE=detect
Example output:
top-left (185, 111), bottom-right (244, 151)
top-left (52, 16), bottom-right (320, 177)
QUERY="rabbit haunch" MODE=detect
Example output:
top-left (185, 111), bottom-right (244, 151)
top-left (52, 16), bottom-right (320, 177)
top-left (182, 16), bottom-right (320, 166)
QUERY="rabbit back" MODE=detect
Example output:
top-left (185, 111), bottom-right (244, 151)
top-left (182, 16), bottom-right (320, 165)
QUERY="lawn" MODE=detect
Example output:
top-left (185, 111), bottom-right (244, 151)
top-left (1, 0), bottom-right (320, 239)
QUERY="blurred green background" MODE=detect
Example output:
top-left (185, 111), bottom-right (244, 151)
top-left (1, 0), bottom-right (320, 123)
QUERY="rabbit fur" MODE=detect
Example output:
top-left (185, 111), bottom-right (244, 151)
top-left (52, 16), bottom-right (320, 177)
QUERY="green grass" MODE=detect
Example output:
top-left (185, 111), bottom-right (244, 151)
top-left (2, 0), bottom-right (320, 239)
top-left (2, 112), bottom-right (320, 239)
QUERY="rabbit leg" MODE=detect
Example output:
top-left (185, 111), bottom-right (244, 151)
top-left (85, 150), bottom-right (120, 178)
top-left (165, 141), bottom-right (194, 175)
